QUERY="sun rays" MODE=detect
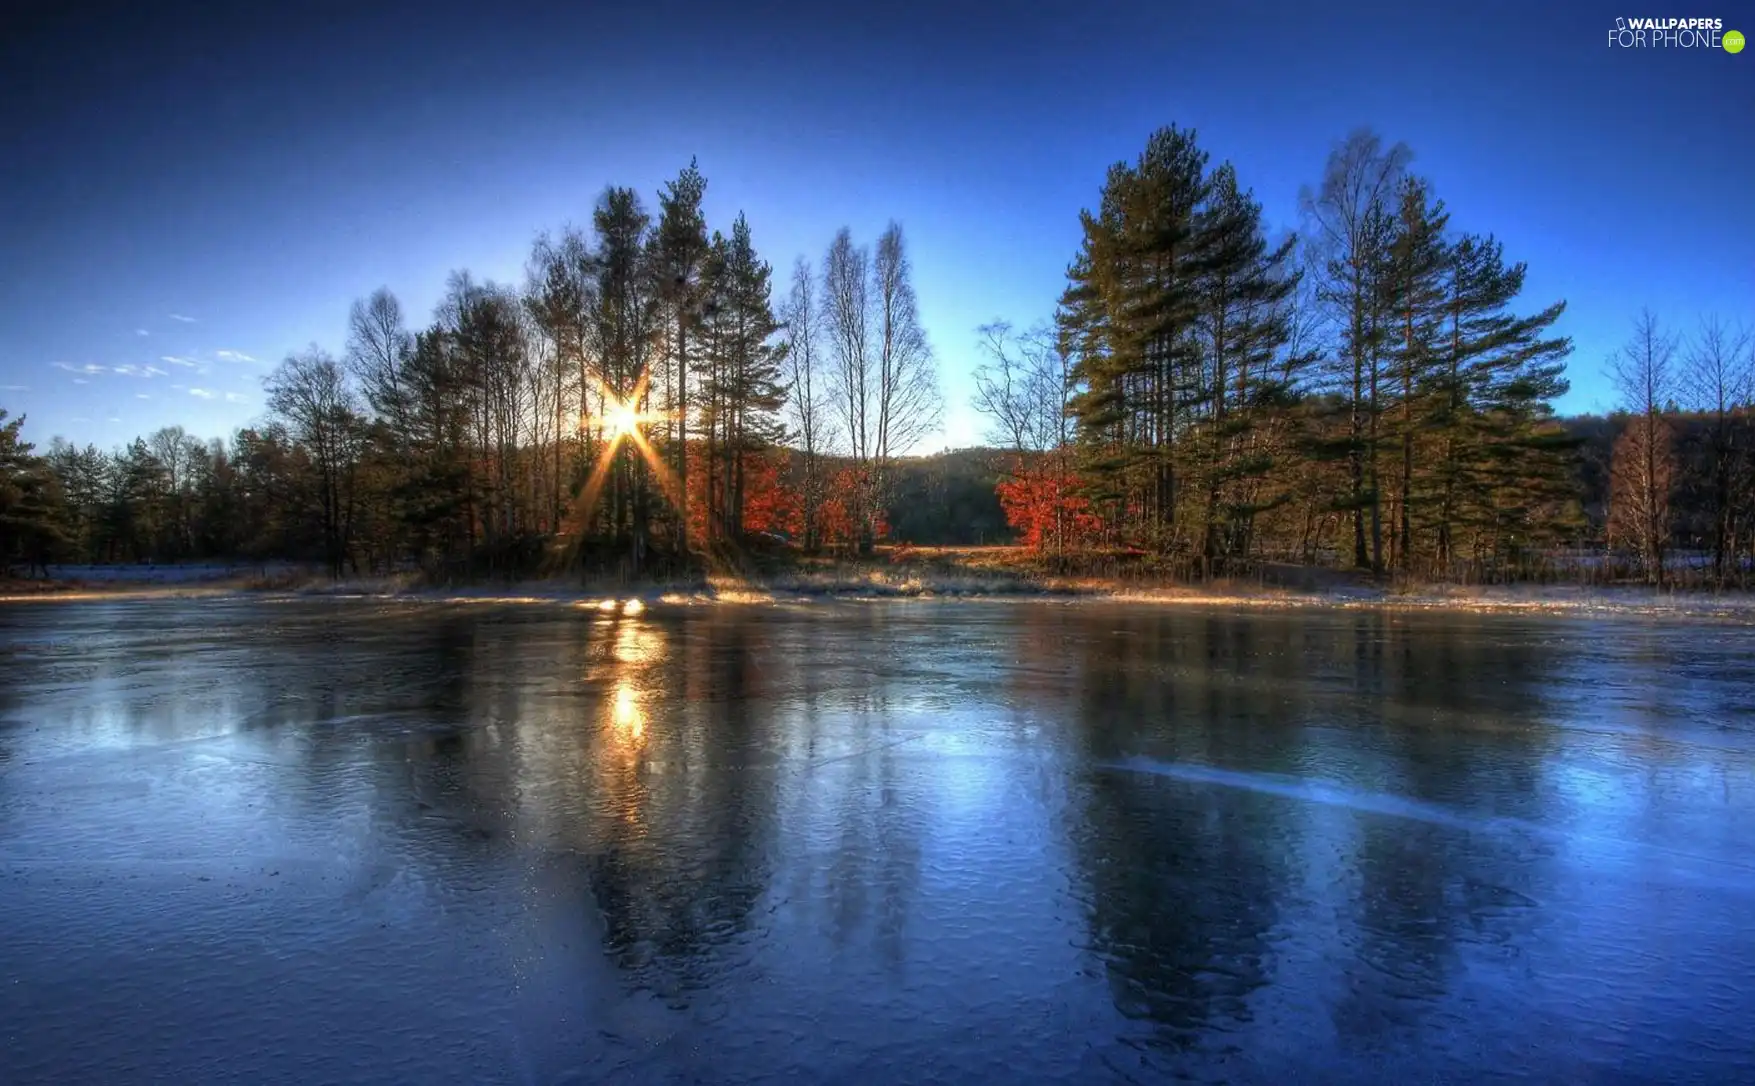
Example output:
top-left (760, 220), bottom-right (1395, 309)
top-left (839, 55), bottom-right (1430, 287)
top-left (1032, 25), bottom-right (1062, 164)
top-left (551, 369), bottom-right (688, 550)
top-left (601, 399), bottom-right (641, 442)
top-left (584, 370), bottom-right (668, 443)
top-left (544, 365), bottom-right (749, 584)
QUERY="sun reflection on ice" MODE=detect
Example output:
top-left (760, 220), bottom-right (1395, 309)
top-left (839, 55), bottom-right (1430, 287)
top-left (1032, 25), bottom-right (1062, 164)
top-left (612, 617), bottom-right (665, 668)
top-left (591, 608), bottom-right (666, 764)
top-left (611, 682), bottom-right (644, 742)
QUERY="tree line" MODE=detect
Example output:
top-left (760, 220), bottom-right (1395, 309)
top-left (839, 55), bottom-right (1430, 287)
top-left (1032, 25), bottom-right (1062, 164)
top-left (1, 159), bottom-right (941, 580)
top-left (974, 126), bottom-right (1576, 580)
top-left (2, 130), bottom-right (1750, 587)
top-left (971, 125), bottom-right (1753, 586)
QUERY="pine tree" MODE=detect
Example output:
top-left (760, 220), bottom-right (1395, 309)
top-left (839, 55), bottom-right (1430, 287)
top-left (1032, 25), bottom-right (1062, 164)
top-left (1192, 162), bottom-right (1298, 570)
top-left (719, 214), bottom-right (788, 539)
top-left (1431, 234), bottom-right (1574, 575)
top-left (697, 216), bottom-right (788, 541)
top-left (1063, 125), bottom-right (1212, 555)
top-left (106, 438), bottom-right (166, 563)
top-left (655, 160), bottom-right (709, 552)
top-left (394, 329), bottom-right (473, 568)
top-left (1303, 130), bottom-right (1411, 573)
top-left (698, 230), bottom-right (731, 544)
top-left (1380, 175), bottom-right (1450, 573)
top-left (0, 411), bottom-right (69, 575)
top-left (591, 187), bottom-right (660, 561)
top-left (46, 438), bottom-right (108, 562)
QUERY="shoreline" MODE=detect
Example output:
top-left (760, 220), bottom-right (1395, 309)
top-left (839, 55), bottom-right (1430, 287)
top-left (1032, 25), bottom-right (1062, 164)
top-left (5, 570), bottom-right (1754, 619)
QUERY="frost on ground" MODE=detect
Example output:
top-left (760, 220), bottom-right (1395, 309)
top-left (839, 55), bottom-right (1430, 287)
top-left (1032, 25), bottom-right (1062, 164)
top-left (322, 575), bottom-right (1755, 621)
top-left (1368, 583), bottom-right (1755, 619)
top-left (6, 561), bottom-right (1755, 621)
top-left (0, 562), bottom-right (322, 602)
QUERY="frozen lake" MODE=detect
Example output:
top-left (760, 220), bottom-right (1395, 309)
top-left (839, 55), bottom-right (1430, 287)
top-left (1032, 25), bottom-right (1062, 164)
top-left (2, 598), bottom-right (1753, 1083)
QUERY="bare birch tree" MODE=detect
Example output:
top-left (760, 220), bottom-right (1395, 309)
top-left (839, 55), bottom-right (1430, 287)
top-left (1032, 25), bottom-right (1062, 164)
top-left (972, 318), bottom-right (1077, 557)
top-left (1608, 309), bottom-right (1679, 585)
top-left (871, 222), bottom-right (941, 467)
top-left (1684, 315), bottom-right (1754, 584)
top-left (823, 229), bottom-right (873, 547)
top-left (783, 256), bottom-right (835, 549)
top-left (264, 347), bottom-right (362, 577)
top-left (526, 228), bottom-right (598, 530)
top-left (1608, 415), bottom-right (1678, 584)
top-left (824, 229), bottom-right (871, 464)
top-left (345, 287), bottom-right (413, 426)
top-left (821, 223), bottom-right (940, 551)
top-left (972, 320), bottom-right (1068, 454)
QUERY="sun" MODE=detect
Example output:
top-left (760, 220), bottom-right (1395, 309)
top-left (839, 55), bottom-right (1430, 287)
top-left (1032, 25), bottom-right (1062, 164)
top-left (602, 398), bottom-right (641, 441)
top-left (559, 369), bottom-right (690, 543)
top-left (588, 392), bottom-right (648, 442)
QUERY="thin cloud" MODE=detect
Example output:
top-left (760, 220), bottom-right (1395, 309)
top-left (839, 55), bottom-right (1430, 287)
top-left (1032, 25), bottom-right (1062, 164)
top-left (169, 313), bottom-right (197, 323)
top-left (215, 349), bottom-right (258, 363)
top-left (107, 416), bottom-right (121, 423)
top-left (52, 361), bottom-right (107, 374)
top-left (0, 384), bottom-right (27, 392)
top-left (160, 355), bottom-right (198, 367)
top-left (137, 393), bottom-right (153, 400)
top-left (71, 378), bottom-right (88, 384)
top-left (189, 388), bottom-right (215, 399)
top-left (112, 363), bottom-right (168, 378)
top-left (171, 383), bottom-right (185, 390)
top-left (136, 329), bottom-right (150, 337)
top-left (223, 392), bottom-right (249, 404)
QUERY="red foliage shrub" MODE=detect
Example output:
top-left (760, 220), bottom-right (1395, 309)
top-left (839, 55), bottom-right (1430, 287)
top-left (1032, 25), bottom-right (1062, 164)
top-left (994, 461), bottom-right (1104, 553)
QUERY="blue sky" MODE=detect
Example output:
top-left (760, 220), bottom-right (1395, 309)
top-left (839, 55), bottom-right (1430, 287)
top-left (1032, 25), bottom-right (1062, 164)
top-left (1, 0), bottom-right (1749, 452)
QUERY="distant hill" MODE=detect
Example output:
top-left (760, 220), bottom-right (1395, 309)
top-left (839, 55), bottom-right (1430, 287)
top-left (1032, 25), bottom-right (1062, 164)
top-left (884, 448), bottom-right (1015, 546)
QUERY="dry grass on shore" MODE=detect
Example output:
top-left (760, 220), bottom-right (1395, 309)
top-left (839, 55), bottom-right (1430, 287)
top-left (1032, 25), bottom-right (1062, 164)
top-left (7, 548), bottom-right (1755, 619)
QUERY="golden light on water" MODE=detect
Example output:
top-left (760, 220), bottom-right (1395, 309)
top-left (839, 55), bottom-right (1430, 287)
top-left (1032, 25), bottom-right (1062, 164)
top-left (611, 683), bottom-right (644, 740)
top-left (612, 617), bottom-right (664, 666)
top-left (592, 609), bottom-right (665, 758)
top-left (575, 597), bottom-right (648, 615)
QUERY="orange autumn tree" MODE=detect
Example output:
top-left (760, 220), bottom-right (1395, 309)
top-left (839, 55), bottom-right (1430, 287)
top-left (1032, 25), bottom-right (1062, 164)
top-left (741, 449), bottom-right (804, 538)
top-left (681, 446), bottom-right (873, 552)
top-left (681, 444), bottom-right (805, 545)
top-left (994, 456), bottom-right (1103, 556)
top-left (818, 466), bottom-right (887, 550)
top-left (968, 321), bottom-right (1097, 559)
top-left (682, 439), bottom-right (713, 546)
